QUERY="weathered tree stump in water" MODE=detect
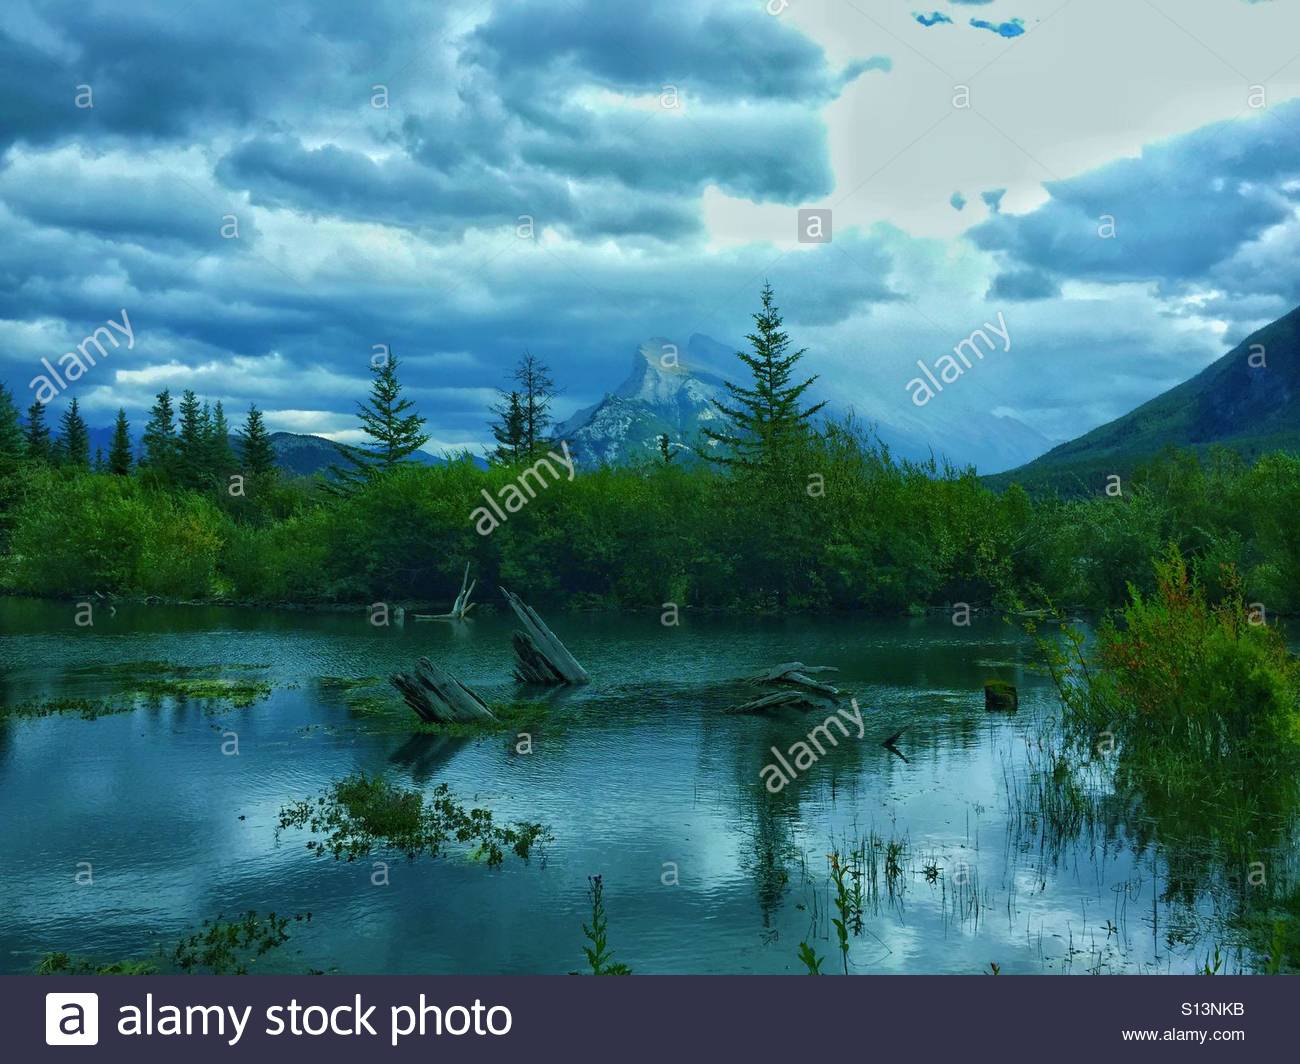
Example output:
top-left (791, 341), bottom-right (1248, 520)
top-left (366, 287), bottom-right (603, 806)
top-left (984, 680), bottom-right (1018, 711)
top-left (413, 563), bottom-right (477, 621)
top-left (391, 656), bottom-right (498, 724)
top-left (501, 588), bottom-right (590, 685)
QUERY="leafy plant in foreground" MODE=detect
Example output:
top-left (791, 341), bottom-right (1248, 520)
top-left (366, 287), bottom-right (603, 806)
top-left (796, 941), bottom-right (824, 974)
top-left (578, 875), bottom-right (630, 975)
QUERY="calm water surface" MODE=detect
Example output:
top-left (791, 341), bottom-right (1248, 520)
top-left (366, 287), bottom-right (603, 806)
top-left (0, 596), bottom-right (1270, 974)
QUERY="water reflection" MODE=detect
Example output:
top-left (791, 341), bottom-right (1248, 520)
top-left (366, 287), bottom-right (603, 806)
top-left (0, 596), bottom-right (1294, 974)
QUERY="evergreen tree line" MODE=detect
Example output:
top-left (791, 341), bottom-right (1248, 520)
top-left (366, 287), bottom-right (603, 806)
top-left (0, 383), bottom-right (277, 489)
top-left (0, 285), bottom-right (1297, 615)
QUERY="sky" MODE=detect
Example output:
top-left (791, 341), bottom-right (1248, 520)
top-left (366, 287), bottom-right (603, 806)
top-left (2, 0), bottom-right (1300, 459)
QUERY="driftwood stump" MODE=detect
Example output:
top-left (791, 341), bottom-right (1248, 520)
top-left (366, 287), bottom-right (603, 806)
top-left (391, 656), bottom-right (498, 725)
top-left (501, 588), bottom-right (589, 685)
top-left (414, 563), bottom-right (477, 621)
top-left (984, 680), bottom-right (1018, 711)
top-left (745, 661), bottom-right (841, 696)
top-left (725, 661), bottom-right (842, 714)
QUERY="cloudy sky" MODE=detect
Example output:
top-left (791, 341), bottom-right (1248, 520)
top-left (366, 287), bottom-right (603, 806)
top-left (2, 0), bottom-right (1299, 459)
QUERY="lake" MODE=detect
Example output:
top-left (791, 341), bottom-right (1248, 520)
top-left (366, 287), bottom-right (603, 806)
top-left (0, 596), bottom-right (1281, 974)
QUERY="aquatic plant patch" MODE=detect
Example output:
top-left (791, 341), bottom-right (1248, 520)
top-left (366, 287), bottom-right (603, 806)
top-left (35, 910), bottom-right (307, 977)
top-left (2, 666), bottom-right (273, 720)
top-left (277, 772), bottom-right (551, 865)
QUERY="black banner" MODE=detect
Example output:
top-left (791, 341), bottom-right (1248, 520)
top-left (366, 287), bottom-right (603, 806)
top-left (14, 974), bottom-right (1288, 1059)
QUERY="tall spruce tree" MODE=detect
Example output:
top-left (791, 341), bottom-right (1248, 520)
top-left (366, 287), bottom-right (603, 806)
top-left (513, 352), bottom-right (554, 458)
top-left (331, 355), bottom-right (430, 488)
top-left (58, 398), bottom-right (90, 468)
top-left (177, 389), bottom-right (206, 488)
top-left (702, 282), bottom-right (826, 469)
top-left (489, 390), bottom-right (526, 465)
top-left (206, 400), bottom-right (235, 480)
top-left (141, 388), bottom-right (179, 478)
top-left (237, 404), bottom-right (276, 480)
top-left (24, 400), bottom-right (51, 462)
top-left (0, 384), bottom-right (24, 468)
top-left (108, 408), bottom-right (133, 475)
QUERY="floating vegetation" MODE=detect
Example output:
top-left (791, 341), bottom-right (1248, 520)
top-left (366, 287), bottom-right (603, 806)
top-left (173, 911), bottom-right (307, 975)
top-left (277, 772), bottom-right (550, 865)
top-left (576, 875), bottom-right (631, 975)
top-left (37, 953), bottom-right (157, 975)
top-left (3, 697), bottom-right (128, 721)
top-left (4, 661), bottom-right (273, 720)
top-left (35, 910), bottom-right (306, 976)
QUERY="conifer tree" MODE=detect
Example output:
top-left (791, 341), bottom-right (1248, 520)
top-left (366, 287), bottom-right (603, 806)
top-left (237, 404), bottom-right (276, 480)
top-left (206, 400), bottom-right (235, 480)
top-left (24, 400), bottom-right (51, 462)
top-left (489, 390), bottom-right (526, 465)
top-left (177, 389), bottom-right (206, 488)
top-left (93, 447), bottom-right (105, 472)
top-left (514, 352), bottom-right (554, 458)
top-left (141, 388), bottom-right (179, 478)
top-left (702, 282), bottom-right (826, 469)
top-left (58, 397), bottom-right (90, 469)
top-left (108, 408), bottom-right (133, 475)
top-left (0, 384), bottom-right (24, 468)
top-left (331, 355), bottom-right (430, 487)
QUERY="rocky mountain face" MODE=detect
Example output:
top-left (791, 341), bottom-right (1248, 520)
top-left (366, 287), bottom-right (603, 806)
top-left (554, 336), bottom-right (731, 466)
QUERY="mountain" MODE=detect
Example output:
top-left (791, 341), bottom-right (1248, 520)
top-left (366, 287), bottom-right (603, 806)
top-left (991, 304), bottom-right (1300, 494)
top-left (83, 426), bottom-right (458, 476)
top-left (554, 335), bottom-right (731, 465)
top-left (556, 334), bottom-right (1053, 473)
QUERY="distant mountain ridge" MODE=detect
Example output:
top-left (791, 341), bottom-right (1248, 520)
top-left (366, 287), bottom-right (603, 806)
top-left (83, 426), bottom-right (454, 476)
top-left (992, 304), bottom-right (1300, 493)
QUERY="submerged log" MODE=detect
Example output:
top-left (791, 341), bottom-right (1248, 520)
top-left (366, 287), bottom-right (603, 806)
top-left (745, 661), bottom-right (841, 696)
top-left (725, 690), bottom-right (833, 716)
top-left (391, 656), bottom-right (498, 725)
top-left (501, 588), bottom-right (589, 685)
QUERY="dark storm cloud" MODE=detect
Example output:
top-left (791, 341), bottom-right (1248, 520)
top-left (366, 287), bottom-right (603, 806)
top-left (0, 0), bottom-right (458, 151)
top-left (467, 1), bottom-right (882, 105)
top-left (0, 0), bottom-right (891, 443)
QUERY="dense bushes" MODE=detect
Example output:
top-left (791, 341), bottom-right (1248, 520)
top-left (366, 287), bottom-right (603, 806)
top-left (1, 432), bottom-right (1298, 614)
top-left (3, 468), bottom-right (227, 598)
top-left (1055, 546), bottom-right (1300, 756)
